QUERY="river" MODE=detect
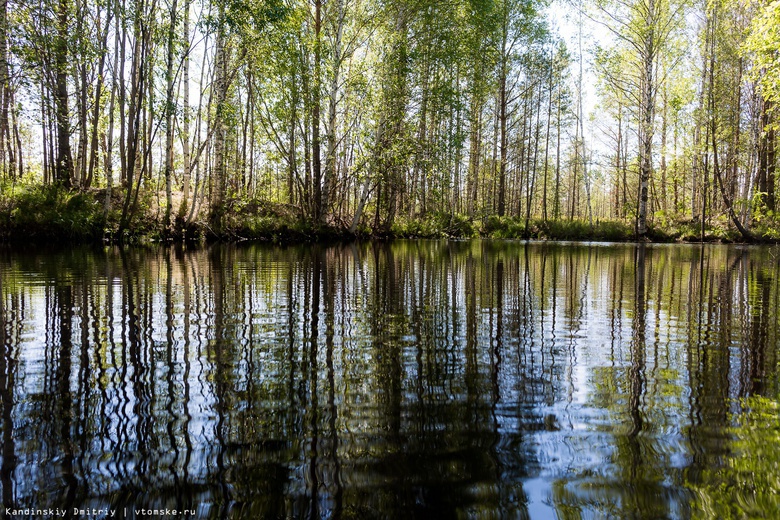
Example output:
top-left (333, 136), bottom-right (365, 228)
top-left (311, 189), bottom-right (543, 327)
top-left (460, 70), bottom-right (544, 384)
top-left (1, 240), bottom-right (778, 518)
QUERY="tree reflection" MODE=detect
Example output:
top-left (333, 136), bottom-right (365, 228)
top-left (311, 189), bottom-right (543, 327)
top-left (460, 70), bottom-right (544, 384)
top-left (692, 395), bottom-right (780, 519)
top-left (0, 267), bottom-right (18, 510)
top-left (0, 242), bottom-right (778, 518)
top-left (689, 250), bottom-right (780, 518)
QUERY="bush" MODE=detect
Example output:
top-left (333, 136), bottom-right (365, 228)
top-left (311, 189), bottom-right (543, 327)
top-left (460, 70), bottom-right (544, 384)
top-left (0, 184), bottom-right (108, 241)
top-left (479, 218), bottom-right (635, 241)
top-left (481, 216), bottom-right (526, 238)
top-left (537, 219), bottom-right (592, 240)
top-left (391, 212), bottom-right (477, 238)
top-left (592, 220), bottom-right (634, 241)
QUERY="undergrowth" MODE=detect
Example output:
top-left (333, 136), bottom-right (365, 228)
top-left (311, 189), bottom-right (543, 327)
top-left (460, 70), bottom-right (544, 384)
top-left (2, 183), bottom-right (776, 244)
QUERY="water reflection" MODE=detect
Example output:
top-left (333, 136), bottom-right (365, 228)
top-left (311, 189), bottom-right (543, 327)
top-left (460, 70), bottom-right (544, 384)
top-left (0, 241), bottom-right (778, 518)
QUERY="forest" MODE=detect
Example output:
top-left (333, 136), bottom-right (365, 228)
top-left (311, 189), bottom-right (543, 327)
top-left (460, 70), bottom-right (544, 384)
top-left (0, 0), bottom-right (778, 242)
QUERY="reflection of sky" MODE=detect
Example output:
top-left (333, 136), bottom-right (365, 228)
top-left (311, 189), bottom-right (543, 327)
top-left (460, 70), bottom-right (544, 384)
top-left (1, 242), bottom-right (778, 517)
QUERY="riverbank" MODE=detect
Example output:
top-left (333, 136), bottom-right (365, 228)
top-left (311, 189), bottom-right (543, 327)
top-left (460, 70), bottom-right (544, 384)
top-left (2, 184), bottom-right (778, 244)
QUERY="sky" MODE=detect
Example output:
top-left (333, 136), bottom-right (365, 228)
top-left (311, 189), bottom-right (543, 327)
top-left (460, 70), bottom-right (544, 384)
top-left (547, 0), bottom-right (609, 157)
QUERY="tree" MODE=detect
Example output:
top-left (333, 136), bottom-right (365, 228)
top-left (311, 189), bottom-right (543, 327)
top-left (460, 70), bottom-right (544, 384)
top-left (54, 0), bottom-right (73, 187)
top-left (495, 0), bottom-right (546, 217)
top-left (163, 0), bottom-right (179, 229)
top-left (746, 0), bottom-right (779, 215)
top-left (592, 0), bottom-right (686, 237)
top-left (206, 0), bottom-right (286, 232)
top-left (746, 0), bottom-right (780, 109)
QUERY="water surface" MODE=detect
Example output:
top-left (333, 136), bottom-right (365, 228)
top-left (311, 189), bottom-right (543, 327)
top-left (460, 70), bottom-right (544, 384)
top-left (1, 241), bottom-right (779, 518)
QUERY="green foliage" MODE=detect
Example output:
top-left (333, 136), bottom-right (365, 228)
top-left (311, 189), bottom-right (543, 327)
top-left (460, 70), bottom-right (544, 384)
top-left (657, 219), bottom-right (702, 242)
top-left (537, 219), bottom-right (594, 240)
top-left (745, 0), bottom-right (780, 111)
top-left (691, 396), bottom-right (780, 519)
top-left (391, 212), bottom-right (477, 238)
top-left (481, 217), bottom-right (635, 241)
top-left (206, 0), bottom-right (287, 36)
top-left (240, 215), bottom-right (316, 242)
top-left (446, 213), bottom-right (478, 237)
top-left (538, 219), bottom-right (634, 241)
top-left (748, 190), bottom-right (780, 240)
top-left (481, 215), bottom-right (526, 238)
top-left (0, 181), bottom-right (175, 243)
top-left (4, 0), bottom-right (778, 248)
top-left (644, 217), bottom-right (749, 243)
top-left (752, 220), bottom-right (780, 242)
top-left (0, 183), bottom-right (107, 241)
top-left (709, 215), bottom-right (741, 242)
top-left (212, 197), bottom-right (352, 242)
top-left (3, 181), bottom-right (768, 244)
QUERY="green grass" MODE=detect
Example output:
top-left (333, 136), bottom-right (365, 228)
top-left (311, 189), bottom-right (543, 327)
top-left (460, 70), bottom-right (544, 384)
top-left (0, 183), bottom-right (108, 241)
top-left (392, 212), bottom-right (478, 238)
top-left (481, 216), bottom-right (636, 241)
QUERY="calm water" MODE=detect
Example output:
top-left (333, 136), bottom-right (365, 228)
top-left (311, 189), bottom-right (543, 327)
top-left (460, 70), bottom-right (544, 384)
top-left (1, 240), bottom-right (779, 519)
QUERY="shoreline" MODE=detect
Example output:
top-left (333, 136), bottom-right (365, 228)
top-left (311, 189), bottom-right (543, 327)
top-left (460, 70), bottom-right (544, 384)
top-left (2, 217), bottom-right (776, 246)
top-left (2, 185), bottom-right (778, 246)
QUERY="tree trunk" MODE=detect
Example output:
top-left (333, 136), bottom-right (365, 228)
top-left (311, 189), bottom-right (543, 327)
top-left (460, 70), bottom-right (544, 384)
top-left (163, 0), bottom-right (178, 229)
top-left (10, 95), bottom-right (20, 178)
top-left (322, 0), bottom-right (344, 225)
top-left (0, 0), bottom-right (9, 179)
top-left (554, 82), bottom-right (561, 220)
top-left (179, 0), bottom-right (191, 222)
top-left (759, 101), bottom-right (777, 212)
top-left (712, 119), bottom-right (753, 240)
top-left (577, 8), bottom-right (592, 228)
top-left (104, 8), bottom-right (120, 215)
top-left (413, 59), bottom-right (430, 218)
top-left (525, 79), bottom-right (543, 234)
top-left (55, 0), bottom-right (73, 188)
top-left (615, 100), bottom-right (623, 218)
top-left (118, 0), bottom-right (127, 187)
top-left (497, 51), bottom-right (508, 217)
top-left (636, 0), bottom-right (656, 238)
top-left (706, 6), bottom-right (752, 241)
top-left (542, 50), bottom-right (553, 222)
top-left (75, 0), bottom-right (87, 188)
top-left (119, 5), bottom-right (148, 231)
top-left (288, 72), bottom-right (297, 206)
top-left (660, 82), bottom-right (668, 214)
top-left (692, 17), bottom-right (709, 220)
top-left (87, 6), bottom-right (112, 191)
top-left (312, 0), bottom-right (323, 222)
top-left (210, 17), bottom-right (229, 233)
top-left (466, 95), bottom-right (481, 217)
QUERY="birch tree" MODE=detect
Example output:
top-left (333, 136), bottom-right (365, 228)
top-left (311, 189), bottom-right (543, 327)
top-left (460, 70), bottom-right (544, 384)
top-left (593, 0), bottom-right (686, 237)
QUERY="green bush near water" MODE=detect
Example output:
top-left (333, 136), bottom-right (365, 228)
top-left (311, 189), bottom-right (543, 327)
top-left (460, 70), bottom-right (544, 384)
top-left (481, 215), bottom-right (526, 238)
top-left (392, 212), bottom-right (478, 238)
top-left (0, 183), bottom-right (107, 241)
top-left (481, 216), bottom-right (636, 241)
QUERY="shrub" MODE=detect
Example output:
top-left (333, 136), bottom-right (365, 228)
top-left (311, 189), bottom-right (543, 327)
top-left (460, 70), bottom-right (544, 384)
top-left (0, 184), bottom-right (107, 241)
top-left (481, 216), bottom-right (526, 238)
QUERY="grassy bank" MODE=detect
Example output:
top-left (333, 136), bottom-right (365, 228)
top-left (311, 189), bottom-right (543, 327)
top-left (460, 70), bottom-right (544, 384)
top-left (2, 184), bottom-right (779, 244)
top-left (1, 184), bottom-right (112, 242)
top-left (0, 183), bottom-right (349, 243)
top-left (390, 212), bottom-right (780, 243)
